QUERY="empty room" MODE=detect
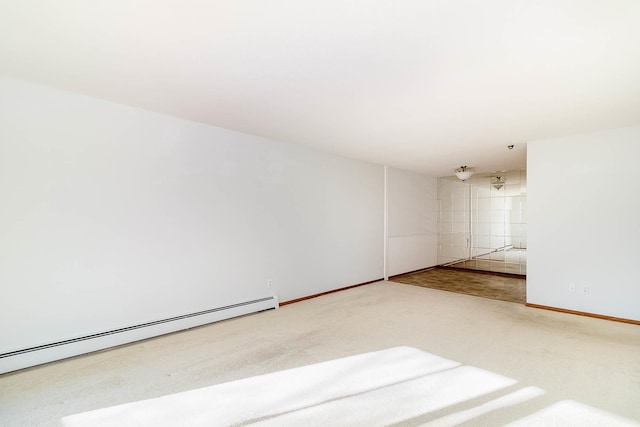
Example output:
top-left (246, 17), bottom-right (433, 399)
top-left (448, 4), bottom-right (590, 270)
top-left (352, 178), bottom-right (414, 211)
top-left (1, 1), bottom-right (639, 426)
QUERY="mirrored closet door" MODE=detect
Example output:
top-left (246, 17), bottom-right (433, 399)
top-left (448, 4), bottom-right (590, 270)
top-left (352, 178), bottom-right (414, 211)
top-left (437, 170), bottom-right (526, 275)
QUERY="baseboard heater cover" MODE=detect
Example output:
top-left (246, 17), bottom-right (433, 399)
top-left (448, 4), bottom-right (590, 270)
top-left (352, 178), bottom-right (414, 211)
top-left (0, 295), bottom-right (278, 375)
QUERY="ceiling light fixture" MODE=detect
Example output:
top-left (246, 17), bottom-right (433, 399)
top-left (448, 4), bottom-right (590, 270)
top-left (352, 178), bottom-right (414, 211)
top-left (455, 166), bottom-right (475, 181)
top-left (491, 175), bottom-right (505, 190)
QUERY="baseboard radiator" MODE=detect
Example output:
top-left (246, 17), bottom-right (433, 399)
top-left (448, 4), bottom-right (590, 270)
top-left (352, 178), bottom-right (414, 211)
top-left (0, 295), bottom-right (279, 375)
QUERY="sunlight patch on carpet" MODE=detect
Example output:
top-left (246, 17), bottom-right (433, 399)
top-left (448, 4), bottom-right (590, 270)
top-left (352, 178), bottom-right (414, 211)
top-left (507, 400), bottom-right (640, 427)
top-left (61, 346), bottom-right (636, 426)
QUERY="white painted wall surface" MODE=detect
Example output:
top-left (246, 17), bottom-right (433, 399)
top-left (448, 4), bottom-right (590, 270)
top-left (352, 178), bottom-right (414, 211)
top-left (527, 125), bottom-right (640, 321)
top-left (0, 77), bottom-right (384, 354)
top-left (387, 168), bottom-right (437, 276)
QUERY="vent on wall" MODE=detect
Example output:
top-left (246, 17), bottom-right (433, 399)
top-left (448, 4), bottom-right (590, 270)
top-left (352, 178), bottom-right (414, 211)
top-left (0, 296), bottom-right (278, 374)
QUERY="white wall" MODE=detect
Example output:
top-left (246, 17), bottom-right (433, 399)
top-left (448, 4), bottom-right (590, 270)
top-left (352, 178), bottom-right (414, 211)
top-left (0, 77), bottom-right (384, 355)
top-left (527, 125), bottom-right (640, 321)
top-left (387, 167), bottom-right (437, 276)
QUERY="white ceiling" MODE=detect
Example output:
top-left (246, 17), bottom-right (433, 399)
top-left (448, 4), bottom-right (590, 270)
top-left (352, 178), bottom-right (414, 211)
top-left (2, 1), bottom-right (640, 177)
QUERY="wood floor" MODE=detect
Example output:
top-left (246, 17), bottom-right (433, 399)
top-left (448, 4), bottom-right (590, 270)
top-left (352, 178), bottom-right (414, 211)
top-left (391, 267), bottom-right (526, 304)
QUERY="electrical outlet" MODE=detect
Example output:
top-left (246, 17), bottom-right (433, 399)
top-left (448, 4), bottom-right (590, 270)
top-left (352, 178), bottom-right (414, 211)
top-left (569, 283), bottom-right (576, 293)
top-left (583, 286), bottom-right (590, 294)
top-left (267, 279), bottom-right (272, 288)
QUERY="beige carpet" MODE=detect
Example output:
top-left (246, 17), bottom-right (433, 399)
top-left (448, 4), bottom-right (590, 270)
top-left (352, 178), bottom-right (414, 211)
top-left (1, 281), bottom-right (639, 426)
